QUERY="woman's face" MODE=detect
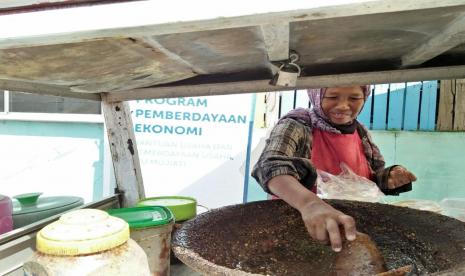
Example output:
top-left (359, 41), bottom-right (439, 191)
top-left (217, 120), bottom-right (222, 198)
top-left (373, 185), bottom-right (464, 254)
top-left (321, 86), bottom-right (365, 125)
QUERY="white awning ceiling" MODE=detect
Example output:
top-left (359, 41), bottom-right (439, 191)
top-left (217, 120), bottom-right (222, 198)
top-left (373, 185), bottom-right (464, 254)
top-left (1, 0), bottom-right (465, 101)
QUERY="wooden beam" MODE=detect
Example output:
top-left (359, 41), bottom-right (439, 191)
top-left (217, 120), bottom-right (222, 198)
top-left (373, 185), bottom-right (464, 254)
top-left (101, 94), bottom-right (145, 207)
top-left (105, 65), bottom-right (465, 102)
top-left (0, 0), bottom-right (68, 9)
top-left (402, 15), bottom-right (465, 67)
top-left (2, 0), bottom-right (465, 49)
top-left (454, 79), bottom-right (465, 130)
top-left (138, 37), bottom-right (206, 74)
top-left (0, 0), bottom-right (124, 10)
top-left (260, 23), bottom-right (289, 61)
top-left (437, 79), bottom-right (455, 131)
top-left (0, 78), bottom-right (101, 100)
top-left (265, 92), bottom-right (280, 128)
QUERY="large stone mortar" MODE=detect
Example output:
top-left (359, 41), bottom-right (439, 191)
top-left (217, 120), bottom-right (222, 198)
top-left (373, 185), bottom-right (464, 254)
top-left (173, 199), bottom-right (465, 275)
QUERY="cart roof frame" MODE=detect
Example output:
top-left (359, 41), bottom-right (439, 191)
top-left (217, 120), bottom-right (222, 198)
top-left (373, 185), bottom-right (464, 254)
top-left (1, 0), bottom-right (465, 101)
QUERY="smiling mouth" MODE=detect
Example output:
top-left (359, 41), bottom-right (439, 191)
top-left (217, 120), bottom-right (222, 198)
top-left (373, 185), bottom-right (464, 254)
top-left (331, 113), bottom-right (351, 119)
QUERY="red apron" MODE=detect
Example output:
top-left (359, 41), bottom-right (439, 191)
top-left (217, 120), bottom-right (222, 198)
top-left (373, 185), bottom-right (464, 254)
top-left (311, 128), bottom-right (372, 192)
top-left (271, 128), bottom-right (371, 198)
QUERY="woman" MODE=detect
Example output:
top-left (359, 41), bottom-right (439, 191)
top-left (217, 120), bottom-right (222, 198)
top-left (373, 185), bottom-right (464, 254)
top-left (252, 86), bottom-right (416, 252)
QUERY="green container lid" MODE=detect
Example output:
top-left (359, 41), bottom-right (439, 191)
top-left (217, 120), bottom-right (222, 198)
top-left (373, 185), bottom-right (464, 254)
top-left (137, 196), bottom-right (197, 222)
top-left (107, 206), bottom-right (173, 228)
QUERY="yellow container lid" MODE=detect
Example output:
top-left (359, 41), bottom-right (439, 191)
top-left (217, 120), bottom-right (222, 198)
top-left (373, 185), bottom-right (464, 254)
top-left (36, 209), bottom-right (129, 256)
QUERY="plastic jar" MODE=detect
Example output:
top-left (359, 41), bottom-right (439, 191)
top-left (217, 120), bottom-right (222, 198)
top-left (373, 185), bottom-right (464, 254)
top-left (137, 196), bottom-right (210, 265)
top-left (23, 209), bottom-right (150, 276)
top-left (108, 206), bottom-right (174, 276)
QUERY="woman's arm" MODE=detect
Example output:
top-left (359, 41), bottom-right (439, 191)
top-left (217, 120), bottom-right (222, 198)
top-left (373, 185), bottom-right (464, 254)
top-left (251, 118), bottom-right (317, 193)
top-left (253, 118), bottom-right (357, 251)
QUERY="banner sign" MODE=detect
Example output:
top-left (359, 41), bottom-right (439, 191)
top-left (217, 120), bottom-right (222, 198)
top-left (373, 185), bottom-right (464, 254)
top-left (130, 94), bottom-right (254, 208)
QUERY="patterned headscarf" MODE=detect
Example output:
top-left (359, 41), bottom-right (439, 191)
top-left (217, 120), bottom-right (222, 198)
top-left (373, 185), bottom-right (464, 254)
top-left (280, 86), bottom-right (371, 133)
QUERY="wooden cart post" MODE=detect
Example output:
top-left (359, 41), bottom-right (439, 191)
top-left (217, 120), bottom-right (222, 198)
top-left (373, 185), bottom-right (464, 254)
top-left (102, 94), bottom-right (145, 207)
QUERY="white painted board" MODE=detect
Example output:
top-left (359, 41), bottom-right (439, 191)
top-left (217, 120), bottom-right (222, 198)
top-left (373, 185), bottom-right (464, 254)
top-left (130, 94), bottom-right (254, 208)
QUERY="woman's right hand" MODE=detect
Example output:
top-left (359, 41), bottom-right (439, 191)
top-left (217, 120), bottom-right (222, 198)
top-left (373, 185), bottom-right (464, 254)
top-left (298, 200), bottom-right (357, 252)
top-left (268, 174), bottom-right (357, 252)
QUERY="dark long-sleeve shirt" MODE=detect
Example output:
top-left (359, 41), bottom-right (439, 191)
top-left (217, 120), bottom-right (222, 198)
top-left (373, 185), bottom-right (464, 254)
top-left (252, 118), bottom-right (394, 194)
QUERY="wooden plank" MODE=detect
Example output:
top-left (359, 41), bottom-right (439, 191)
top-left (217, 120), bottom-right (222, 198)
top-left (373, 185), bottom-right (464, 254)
top-left (279, 90), bottom-right (295, 118)
top-left (295, 89), bottom-right (309, 108)
top-left (0, 78), bottom-right (100, 101)
top-left (402, 15), bottom-right (465, 66)
top-left (454, 79), bottom-right (465, 130)
top-left (437, 80), bottom-right (455, 130)
top-left (0, 0), bottom-right (67, 9)
top-left (387, 83), bottom-right (406, 130)
top-left (101, 94), bottom-right (145, 207)
top-left (403, 82), bottom-right (422, 130)
top-left (0, 38), bottom-right (196, 94)
top-left (260, 23), bottom-right (289, 61)
top-left (419, 80), bottom-right (438, 130)
top-left (0, 0), bottom-right (121, 10)
top-left (372, 84), bottom-right (389, 130)
top-left (106, 65), bottom-right (465, 102)
top-left (2, 0), bottom-right (465, 49)
top-left (253, 93), bottom-right (266, 128)
top-left (358, 90), bottom-right (372, 128)
top-left (265, 92), bottom-right (280, 128)
top-left (139, 36), bottom-right (206, 74)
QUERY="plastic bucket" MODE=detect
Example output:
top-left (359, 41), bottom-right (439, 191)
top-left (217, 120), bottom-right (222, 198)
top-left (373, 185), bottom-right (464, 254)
top-left (108, 206), bottom-right (174, 276)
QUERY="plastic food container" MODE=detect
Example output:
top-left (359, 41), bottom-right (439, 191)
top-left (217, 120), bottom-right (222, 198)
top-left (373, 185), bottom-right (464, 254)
top-left (12, 192), bottom-right (84, 228)
top-left (23, 209), bottom-right (150, 276)
top-left (0, 195), bottom-right (13, 234)
top-left (108, 206), bottom-right (174, 276)
top-left (137, 196), bottom-right (197, 222)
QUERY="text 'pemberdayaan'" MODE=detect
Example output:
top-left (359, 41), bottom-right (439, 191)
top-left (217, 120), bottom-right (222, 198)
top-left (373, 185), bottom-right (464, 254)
top-left (134, 109), bottom-right (247, 124)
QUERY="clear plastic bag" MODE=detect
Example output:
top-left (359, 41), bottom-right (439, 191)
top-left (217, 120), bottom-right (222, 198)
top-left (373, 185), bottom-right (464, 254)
top-left (316, 163), bottom-right (384, 202)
